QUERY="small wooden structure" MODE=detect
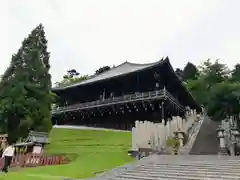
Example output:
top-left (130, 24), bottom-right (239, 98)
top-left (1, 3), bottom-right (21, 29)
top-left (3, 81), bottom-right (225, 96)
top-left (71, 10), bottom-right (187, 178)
top-left (15, 131), bottom-right (49, 154)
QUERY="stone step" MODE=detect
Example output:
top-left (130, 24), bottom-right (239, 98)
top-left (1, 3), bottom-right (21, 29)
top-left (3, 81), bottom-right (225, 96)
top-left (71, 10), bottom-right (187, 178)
top-left (189, 117), bottom-right (219, 155)
top-left (117, 169), bottom-right (240, 179)
top-left (144, 159), bottom-right (240, 165)
top-left (137, 164), bottom-right (240, 170)
top-left (142, 161), bottom-right (240, 165)
top-left (141, 163), bottom-right (240, 168)
top-left (152, 156), bottom-right (240, 161)
top-left (122, 172), bottom-right (239, 179)
top-left (148, 155), bottom-right (240, 159)
top-left (146, 155), bottom-right (240, 160)
top-left (115, 173), bottom-right (237, 180)
top-left (91, 155), bottom-right (240, 180)
top-left (114, 177), bottom-right (226, 180)
top-left (125, 168), bottom-right (240, 176)
top-left (138, 165), bottom-right (240, 173)
top-left (113, 163), bottom-right (240, 180)
top-left (149, 160), bottom-right (240, 164)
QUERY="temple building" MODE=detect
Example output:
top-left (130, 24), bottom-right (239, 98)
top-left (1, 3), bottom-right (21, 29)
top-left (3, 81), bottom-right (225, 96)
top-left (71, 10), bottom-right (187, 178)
top-left (52, 57), bottom-right (201, 130)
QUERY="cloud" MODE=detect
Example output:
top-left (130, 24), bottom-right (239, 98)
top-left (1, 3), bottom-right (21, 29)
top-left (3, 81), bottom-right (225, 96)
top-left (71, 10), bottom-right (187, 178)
top-left (2, 0), bottom-right (240, 82)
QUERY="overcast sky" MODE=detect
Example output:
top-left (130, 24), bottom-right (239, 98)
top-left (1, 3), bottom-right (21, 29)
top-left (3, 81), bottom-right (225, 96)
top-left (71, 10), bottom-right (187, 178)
top-left (2, 0), bottom-right (240, 82)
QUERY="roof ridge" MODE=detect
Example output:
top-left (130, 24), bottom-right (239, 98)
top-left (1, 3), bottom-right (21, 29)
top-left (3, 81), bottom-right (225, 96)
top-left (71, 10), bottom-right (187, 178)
top-left (126, 59), bottom-right (164, 66)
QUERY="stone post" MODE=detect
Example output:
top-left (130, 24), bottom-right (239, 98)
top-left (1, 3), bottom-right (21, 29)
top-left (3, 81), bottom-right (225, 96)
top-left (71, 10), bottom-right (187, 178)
top-left (235, 133), bottom-right (240, 156)
top-left (131, 127), bottom-right (138, 151)
top-left (235, 132), bottom-right (240, 145)
top-left (217, 127), bottom-right (228, 155)
top-left (230, 127), bottom-right (240, 156)
top-left (231, 127), bottom-right (239, 142)
top-left (229, 141), bottom-right (236, 156)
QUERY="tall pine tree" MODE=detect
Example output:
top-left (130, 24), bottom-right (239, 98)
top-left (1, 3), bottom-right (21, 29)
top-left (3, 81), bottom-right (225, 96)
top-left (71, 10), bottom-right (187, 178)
top-left (183, 62), bottom-right (198, 80)
top-left (0, 24), bottom-right (53, 143)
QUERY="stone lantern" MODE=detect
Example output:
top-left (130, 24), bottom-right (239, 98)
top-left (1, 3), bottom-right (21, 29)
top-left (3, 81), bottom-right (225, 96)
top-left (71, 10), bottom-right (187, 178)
top-left (174, 130), bottom-right (185, 148)
top-left (216, 127), bottom-right (228, 155)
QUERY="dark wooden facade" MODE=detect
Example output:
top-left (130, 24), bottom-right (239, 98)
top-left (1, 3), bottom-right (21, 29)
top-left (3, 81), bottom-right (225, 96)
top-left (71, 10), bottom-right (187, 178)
top-left (52, 57), bottom-right (201, 130)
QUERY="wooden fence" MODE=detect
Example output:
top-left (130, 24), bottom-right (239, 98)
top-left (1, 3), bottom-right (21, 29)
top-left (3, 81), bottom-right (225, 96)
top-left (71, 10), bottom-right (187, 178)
top-left (0, 153), bottom-right (70, 168)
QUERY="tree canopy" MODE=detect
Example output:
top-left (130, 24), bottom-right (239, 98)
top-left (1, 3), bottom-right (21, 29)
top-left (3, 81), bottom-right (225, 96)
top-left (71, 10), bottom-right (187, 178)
top-left (54, 66), bottom-right (112, 88)
top-left (231, 64), bottom-right (240, 82)
top-left (54, 69), bottom-right (88, 88)
top-left (95, 66), bottom-right (111, 75)
top-left (181, 59), bottom-right (240, 122)
top-left (183, 62), bottom-right (198, 80)
top-left (0, 24), bottom-right (53, 143)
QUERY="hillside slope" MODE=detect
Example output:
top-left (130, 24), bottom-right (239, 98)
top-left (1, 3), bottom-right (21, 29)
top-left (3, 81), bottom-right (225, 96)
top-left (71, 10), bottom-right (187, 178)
top-left (4, 128), bottom-right (133, 180)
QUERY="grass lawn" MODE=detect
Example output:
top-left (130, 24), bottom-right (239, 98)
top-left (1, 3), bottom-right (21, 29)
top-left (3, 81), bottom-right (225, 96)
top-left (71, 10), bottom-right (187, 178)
top-left (1, 128), bottom-right (133, 180)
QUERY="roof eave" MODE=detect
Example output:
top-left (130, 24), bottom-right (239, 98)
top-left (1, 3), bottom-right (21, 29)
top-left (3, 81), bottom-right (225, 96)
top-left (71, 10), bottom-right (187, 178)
top-left (14, 142), bottom-right (34, 147)
top-left (164, 58), bottom-right (201, 111)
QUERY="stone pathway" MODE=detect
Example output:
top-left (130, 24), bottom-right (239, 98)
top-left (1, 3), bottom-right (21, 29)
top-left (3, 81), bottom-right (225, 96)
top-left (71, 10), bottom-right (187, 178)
top-left (89, 155), bottom-right (240, 180)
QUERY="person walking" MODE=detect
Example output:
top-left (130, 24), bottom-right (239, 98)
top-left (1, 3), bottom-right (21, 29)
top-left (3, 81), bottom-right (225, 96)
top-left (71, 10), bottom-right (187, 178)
top-left (1, 142), bottom-right (15, 173)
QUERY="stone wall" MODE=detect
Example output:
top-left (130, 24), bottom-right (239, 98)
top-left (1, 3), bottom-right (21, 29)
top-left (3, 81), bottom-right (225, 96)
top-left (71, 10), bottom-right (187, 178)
top-left (131, 110), bottom-right (198, 153)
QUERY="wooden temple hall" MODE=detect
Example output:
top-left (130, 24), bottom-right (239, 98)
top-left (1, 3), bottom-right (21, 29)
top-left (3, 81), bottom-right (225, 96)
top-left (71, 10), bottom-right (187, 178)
top-left (52, 57), bottom-right (201, 130)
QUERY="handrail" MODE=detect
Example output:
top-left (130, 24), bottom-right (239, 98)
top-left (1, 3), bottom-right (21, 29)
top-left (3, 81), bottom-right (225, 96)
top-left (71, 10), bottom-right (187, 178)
top-left (52, 89), bottom-right (184, 113)
top-left (165, 91), bottom-right (185, 110)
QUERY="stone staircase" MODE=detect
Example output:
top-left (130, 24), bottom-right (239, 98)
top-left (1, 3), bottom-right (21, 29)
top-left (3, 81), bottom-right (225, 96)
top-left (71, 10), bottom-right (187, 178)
top-left (189, 116), bottom-right (219, 155)
top-left (92, 155), bottom-right (240, 180)
top-left (178, 116), bottom-right (204, 155)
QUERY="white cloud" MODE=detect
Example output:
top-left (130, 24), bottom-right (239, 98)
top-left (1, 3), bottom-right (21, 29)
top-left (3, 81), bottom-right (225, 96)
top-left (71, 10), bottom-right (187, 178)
top-left (2, 0), bottom-right (240, 82)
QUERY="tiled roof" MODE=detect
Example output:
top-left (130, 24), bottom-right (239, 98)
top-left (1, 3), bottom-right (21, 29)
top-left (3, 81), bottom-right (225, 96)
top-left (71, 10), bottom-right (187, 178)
top-left (53, 58), bottom-right (168, 91)
top-left (26, 131), bottom-right (49, 144)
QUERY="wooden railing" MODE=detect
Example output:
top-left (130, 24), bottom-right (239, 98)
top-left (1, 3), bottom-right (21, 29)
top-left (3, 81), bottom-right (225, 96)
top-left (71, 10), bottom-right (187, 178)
top-left (164, 90), bottom-right (185, 111)
top-left (0, 153), bottom-right (70, 168)
top-left (52, 89), bottom-right (185, 114)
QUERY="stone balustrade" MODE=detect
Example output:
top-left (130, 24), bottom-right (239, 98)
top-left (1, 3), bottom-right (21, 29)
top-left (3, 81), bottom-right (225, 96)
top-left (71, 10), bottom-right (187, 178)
top-left (131, 110), bottom-right (198, 156)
